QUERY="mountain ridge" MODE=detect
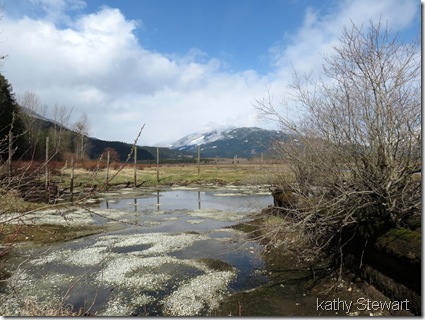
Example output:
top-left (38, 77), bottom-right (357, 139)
top-left (20, 107), bottom-right (287, 160)
top-left (169, 126), bottom-right (289, 158)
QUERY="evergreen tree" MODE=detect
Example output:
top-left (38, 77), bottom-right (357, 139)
top-left (0, 73), bottom-right (26, 160)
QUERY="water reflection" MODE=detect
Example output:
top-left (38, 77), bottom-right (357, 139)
top-left (101, 189), bottom-right (271, 214)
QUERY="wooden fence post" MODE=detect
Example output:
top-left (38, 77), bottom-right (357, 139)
top-left (197, 145), bottom-right (201, 175)
top-left (61, 160), bottom-right (67, 178)
top-left (45, 136), bottom-right (49, 190)
top-left (134, 145), bottom-right (137, 188)
top-left (106, 150), bottom-right (110, 188)
top-left (7, 132), bottom-right (12, 184)
top-left (70, 157), bottom-right (74, 202)
top-left (156, 147), bottom-right (160, 183)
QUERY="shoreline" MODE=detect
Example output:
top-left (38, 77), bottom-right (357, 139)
top-left (213, 215), bottom-right (416, 317)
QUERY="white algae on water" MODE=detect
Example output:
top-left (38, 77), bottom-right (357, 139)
top-left (0, 187), bottom-right (269, 316)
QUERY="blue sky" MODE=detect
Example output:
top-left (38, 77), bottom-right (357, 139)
top-left (93, 0), bottom-right (321, 74)
top-left (1, 0), bottom-right (420, 146)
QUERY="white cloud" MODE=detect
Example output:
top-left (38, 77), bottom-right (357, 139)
top-left (1, 0), bottom-right (419, 146)
top-left (2, 6), bottom-right (271, 145)
top-left (269, 0), bottom-right (419, 75)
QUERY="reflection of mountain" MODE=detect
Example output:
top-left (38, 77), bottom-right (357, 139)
top-left (169, 127), bottom-right (289, 158)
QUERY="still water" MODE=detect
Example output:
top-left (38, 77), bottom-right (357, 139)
top-left (98, 189), bottom-right (272, 232)
top-left (101, 189), bottom-right (271, 212)
top-left (3, 188), bottom-right (273, 316)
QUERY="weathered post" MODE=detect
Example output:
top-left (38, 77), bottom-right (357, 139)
top-left (45, 136), bottom-right (49, 190)
top-left (106, 150), bottom-right (110, 188)
top-left (133, 145), bottom-right (137, 188)
top-left (197, 145), bottom-right (201, 175)
top-left (156, 147), bottom-right (160, 183)
top-left (43, 136), bottom-right (50, 203)
top-left (61, 160), bottom-right (68, 178)
top-left (70, 157), bottom-right (75, 202)
top-left (7, 132), bottom-right (12, 184)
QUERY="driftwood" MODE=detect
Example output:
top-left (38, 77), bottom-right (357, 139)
top-left (18, 181), bottom-right (59, 202)
top-left (270, 187), bottom-right (298, 210)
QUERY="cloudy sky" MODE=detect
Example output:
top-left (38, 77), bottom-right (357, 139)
top-left (1, 0), bottom-right (420, 146)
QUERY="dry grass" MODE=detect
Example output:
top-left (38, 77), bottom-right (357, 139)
top-left (0, 189), bottom-right (42, 214)
top-left (58, 162), bottom-right (291, 188)
top-left (4, 158), bottom-right (292, 193)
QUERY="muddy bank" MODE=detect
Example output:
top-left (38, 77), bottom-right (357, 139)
top-left (214, 217), bottom-right (415, 317)
top-left (343, 226), bottom-right (421, 316)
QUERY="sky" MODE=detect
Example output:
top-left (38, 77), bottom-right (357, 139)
top-left (0, 0), bottom-right (420, 146)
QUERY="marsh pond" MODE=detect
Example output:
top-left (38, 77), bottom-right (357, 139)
top-left (1, 186), bottom-right (274, 316)
top-left (1, 185), bottom-right (401, 316)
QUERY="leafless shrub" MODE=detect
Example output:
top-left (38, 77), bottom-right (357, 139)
top-left (255, 21), bottom-right (421, 267)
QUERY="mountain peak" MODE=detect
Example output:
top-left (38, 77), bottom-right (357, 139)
top-left (168, 125), bottom-right (236, 149)
top-left (169, 127), bottom-right (288, 158)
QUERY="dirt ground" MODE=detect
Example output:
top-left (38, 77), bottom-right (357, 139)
top-left (215, 253), bottom-right (414, 317)
top-left (213, 217), bottom-right (416, 317)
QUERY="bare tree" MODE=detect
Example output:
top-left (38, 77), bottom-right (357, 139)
top-left (255, 21), bottom-right (420, 263)
top-left (73, 112), bottom-right (90, 159)
top-left (51, 104), bottom-right (73, 157)
top-left (16, 91), bottom-right (47, 158)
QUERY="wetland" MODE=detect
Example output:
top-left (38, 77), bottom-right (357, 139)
top-left (0, 185), bottom-right (406, 316)
top-left (0, 186), bottom-right (272, 316)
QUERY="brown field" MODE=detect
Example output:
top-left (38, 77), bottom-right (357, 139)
top-left (54, 159), bottom-right (292, 189)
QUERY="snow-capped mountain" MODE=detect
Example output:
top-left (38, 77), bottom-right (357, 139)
top-left (168, 125), bottom-right (236, 150)
top-left (169, 127), bottom-right (289, 158)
